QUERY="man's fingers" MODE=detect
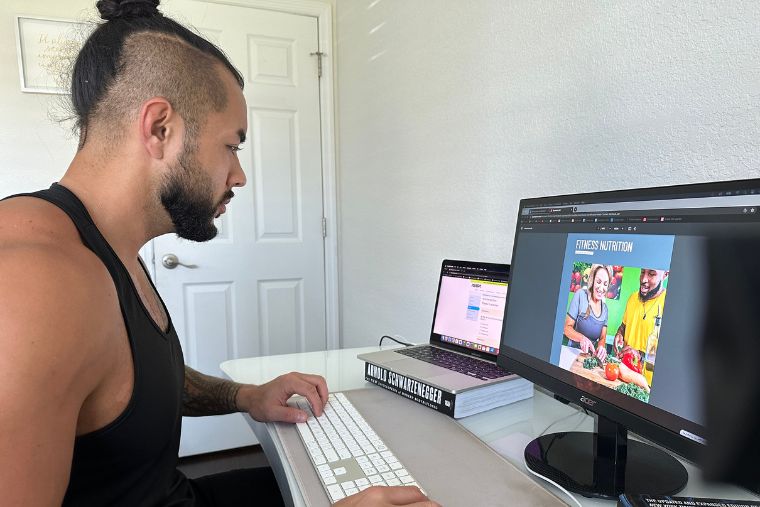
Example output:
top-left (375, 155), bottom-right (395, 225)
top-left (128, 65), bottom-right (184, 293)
top-left (385, 486), bottom-right (427, 504)
top-left (301, 373), bottom-right (329, 406)
top-left (365, 485), bottom-right (438, 506)
top-left (268, 404), bottom-right (308, 423)
top-left (282, 375), bottom-right (324, 417)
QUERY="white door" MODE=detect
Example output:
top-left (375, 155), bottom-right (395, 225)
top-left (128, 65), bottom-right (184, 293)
top-left (155, 0), bottom-right (327, 456)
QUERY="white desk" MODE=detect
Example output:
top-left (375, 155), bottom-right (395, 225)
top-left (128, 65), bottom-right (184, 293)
top-left (221, 346), bottom-right (759, 507)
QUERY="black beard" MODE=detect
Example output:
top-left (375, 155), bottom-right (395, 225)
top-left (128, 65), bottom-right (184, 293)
top-left (639, 280), bottom-right (662, 301)
top-left (160, 150), bottom-right (220, 242)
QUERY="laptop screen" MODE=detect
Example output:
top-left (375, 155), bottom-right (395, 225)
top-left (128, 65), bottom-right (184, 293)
top-left (430, 260), bottom-right (509, 358)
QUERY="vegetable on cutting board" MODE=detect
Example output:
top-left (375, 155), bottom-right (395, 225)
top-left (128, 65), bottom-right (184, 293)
top-left (605, 362), bottom-right (620, 381)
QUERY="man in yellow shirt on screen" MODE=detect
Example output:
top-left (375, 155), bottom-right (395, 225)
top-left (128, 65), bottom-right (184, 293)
top-left (614, 268), bottom-right (668, 362)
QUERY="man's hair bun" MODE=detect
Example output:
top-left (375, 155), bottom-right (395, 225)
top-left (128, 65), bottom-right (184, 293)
top-left (96, 0), bottom-right (160, 21)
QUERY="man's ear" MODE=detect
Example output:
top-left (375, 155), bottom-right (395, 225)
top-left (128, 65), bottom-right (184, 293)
top-left (139, 97), bottom-right (182, 160)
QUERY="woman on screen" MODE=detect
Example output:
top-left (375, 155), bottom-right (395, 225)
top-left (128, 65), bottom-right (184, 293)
top-left (564, 264), bottom-right (611, 361)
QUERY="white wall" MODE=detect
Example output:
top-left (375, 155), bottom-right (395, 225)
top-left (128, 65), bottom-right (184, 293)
top-left (0, 1), bottom-right (94, 197)
top-left (335, 1), bottom-right (760, 347)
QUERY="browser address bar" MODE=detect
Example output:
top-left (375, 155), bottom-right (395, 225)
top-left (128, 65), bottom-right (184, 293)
top-left (525, 195), bottom-right (760, 214)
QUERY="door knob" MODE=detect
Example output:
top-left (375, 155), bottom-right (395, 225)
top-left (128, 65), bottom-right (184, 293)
top-left (161, 254), bottom-right (198, 270)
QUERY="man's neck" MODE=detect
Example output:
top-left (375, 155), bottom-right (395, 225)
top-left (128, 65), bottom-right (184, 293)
top-left (59, 149), bottom-right (170, 263)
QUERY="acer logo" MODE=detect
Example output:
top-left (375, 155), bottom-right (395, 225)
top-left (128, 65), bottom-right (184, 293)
top-left (579, 396), bottom-right (597, 407)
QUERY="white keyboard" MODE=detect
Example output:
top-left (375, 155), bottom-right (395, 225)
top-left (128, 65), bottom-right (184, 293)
top-left (294, 392), bottom-right (423, 503)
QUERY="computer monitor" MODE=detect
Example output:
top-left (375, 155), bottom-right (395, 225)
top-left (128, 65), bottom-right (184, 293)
top-left (497, 178), bottom-right (760, 499)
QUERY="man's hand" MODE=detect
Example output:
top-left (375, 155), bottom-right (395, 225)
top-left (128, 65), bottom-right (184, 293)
top-left (613, 332), bottom-right (626, 354)
top-left (238, 372), bottom-right (329, 423)
top-left (614, 323), bottom-right (626, 354)
top-left (333, 486), bottom-right (440, 507)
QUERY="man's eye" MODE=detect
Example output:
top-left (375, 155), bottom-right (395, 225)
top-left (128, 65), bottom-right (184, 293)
top-left (229, 145), bottom-right (243, 153)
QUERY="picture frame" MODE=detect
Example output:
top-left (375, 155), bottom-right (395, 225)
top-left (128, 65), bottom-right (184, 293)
top-left (14, 15), bottom-right (92, 94)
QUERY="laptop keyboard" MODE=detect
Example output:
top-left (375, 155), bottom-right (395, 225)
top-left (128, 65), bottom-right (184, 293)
top-left (295, 393), bottom-right (424, 503)
top-left (395, 345), bottom-right (510, 381)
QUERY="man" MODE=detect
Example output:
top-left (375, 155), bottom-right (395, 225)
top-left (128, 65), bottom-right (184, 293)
top-left (0, 1), bottom-right (438, 506)
top-left (614, 268), bottom-right (668, 358)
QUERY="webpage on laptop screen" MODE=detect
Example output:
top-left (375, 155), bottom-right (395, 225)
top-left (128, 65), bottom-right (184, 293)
top-left (434, 273), bottom-right (507, 355)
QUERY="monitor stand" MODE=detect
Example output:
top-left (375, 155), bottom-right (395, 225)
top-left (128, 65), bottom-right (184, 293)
top-left (524, 413), bottom-right (688, 499)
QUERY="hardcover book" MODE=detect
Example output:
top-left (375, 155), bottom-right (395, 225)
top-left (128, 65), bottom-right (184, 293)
top-left (364, 362), bottom-right (533, 418)
top-left (618, 494), bottom-right (760, 507)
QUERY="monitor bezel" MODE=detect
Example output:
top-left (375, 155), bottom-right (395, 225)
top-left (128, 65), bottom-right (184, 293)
top-left (429, 259), bottom-right (510, 361)
top-left (497, 177), bottom-right (760, 464)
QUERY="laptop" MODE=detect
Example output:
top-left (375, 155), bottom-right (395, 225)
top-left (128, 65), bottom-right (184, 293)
top-left (358, 259), bottom-right (514, 393)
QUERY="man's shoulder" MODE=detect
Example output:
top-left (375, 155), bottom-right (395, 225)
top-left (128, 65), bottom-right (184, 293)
top-left (0, 196), bottom-right (117, 341)
top-left (0, 194), bottom-right (83, 247)
top-left (1, 194), bottom-right (105, 267)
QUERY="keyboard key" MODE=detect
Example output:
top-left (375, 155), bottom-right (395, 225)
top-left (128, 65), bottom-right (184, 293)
top-left (355, 478), bottom-right (370, 487)
top-left (327, 484), bottom-right (345, 502)
top-left (387, 478), bottom-right (402, 486)
top-left (369, 475), bottom-right (383, 484)
top-left (333, 467), bottom-right (347, 476)
top-left (340, 480), bottom-right (356, 489)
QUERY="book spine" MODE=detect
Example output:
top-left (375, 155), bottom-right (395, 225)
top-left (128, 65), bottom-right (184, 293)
top-left (364, 362), bottom-right (456, 417)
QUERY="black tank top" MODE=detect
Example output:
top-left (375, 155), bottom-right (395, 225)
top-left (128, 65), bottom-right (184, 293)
top-left (5, 184), bottom-right (195, 506)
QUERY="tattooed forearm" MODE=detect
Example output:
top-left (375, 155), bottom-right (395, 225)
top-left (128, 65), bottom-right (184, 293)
top-left (183, 365), bottom-right (244, 417)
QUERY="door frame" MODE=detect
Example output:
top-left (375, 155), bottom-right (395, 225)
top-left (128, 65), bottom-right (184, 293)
top-left (142, 0), bottom-right (340, 349)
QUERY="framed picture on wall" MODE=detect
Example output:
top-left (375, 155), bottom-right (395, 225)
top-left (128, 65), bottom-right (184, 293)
top-left (15, 15), bottom-right (92, 94)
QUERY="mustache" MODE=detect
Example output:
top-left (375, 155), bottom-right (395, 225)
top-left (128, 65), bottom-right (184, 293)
top-left (218, 189), bottom-right (235, 206)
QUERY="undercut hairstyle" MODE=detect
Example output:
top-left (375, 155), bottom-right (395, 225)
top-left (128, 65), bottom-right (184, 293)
top-left (72, 0), bottom-right (244, 148)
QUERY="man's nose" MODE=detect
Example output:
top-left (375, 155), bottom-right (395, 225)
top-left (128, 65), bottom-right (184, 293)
top-left (230, 160), bottom-right (247, 188)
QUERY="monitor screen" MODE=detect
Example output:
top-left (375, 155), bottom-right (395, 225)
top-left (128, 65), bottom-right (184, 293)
top-left (497, 178), bottom-right (760, 497)
top-left (430, 260), bottom-right (509, 358)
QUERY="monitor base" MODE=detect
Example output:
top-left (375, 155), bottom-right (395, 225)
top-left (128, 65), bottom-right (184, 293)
top-left (525, 431), bottom-right (688, 500)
